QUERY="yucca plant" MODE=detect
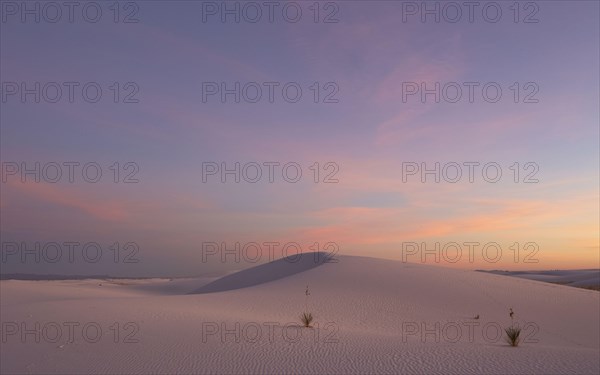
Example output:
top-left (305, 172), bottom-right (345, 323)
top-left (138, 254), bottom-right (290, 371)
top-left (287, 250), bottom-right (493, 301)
top-left (299, 285), bottom-right (314, 327)
top-left (300, 312), bottom-right (314, 328)
top-left (505, 325), bottom-right (521, 346)
top-left (505, 307), bottom-right (521, 347)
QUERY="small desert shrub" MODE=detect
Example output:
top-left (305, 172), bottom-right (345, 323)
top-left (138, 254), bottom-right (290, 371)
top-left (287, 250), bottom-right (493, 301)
top-left (505, 325), bottom-right (521, 347)
top-left (300, 312), bottom-right (314, 327)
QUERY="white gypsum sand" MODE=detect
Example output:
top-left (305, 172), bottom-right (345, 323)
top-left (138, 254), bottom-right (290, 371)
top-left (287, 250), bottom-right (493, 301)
top-left (1, 254), bottom-right (598, 374)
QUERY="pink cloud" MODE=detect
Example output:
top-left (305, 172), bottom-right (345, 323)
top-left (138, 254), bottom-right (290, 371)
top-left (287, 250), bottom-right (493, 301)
top-left (5, 181), bottom-right (130, 222)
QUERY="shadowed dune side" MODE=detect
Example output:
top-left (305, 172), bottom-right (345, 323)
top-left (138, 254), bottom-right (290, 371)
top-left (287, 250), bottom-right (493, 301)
top-left (188, 252), bottom-right (334, 294)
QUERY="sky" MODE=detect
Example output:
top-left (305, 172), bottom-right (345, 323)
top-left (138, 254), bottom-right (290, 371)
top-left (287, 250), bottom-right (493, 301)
top-left (1, 0), bottom-right (598, 277)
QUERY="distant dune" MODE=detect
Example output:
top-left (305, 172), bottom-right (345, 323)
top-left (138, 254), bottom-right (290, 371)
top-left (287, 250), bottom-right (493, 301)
top-left (0, 273), bottom-right (112, 281)
top-left (479, 269), bottom-right (600, 290)
top-left (1, 254), bottom-right (598, 374)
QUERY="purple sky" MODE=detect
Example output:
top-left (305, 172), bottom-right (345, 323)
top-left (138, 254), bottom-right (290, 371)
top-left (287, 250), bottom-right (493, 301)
top-left (1, 1), bottom-right (598, 276)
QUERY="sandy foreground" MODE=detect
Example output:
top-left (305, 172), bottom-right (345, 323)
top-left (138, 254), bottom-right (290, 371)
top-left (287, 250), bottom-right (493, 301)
top-left (1, 255), bottom-right (598, 374)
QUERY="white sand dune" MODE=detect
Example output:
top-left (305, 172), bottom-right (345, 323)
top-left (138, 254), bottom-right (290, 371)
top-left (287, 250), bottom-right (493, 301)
top-left (1, 254), bottom-right (598, 374)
